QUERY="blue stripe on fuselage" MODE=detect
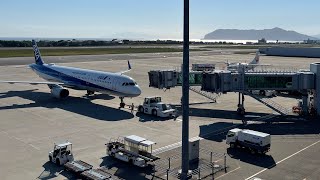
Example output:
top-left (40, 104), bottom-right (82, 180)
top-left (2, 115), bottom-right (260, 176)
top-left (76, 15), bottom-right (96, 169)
top-left (29, 64), bottom-right (119, 93)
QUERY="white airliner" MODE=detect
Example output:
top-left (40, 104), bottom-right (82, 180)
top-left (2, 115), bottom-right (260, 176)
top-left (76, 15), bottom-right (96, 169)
top-left (0, 40), bottom-right (141, 108)
top-left (227, 52), bottom-right (270, 71)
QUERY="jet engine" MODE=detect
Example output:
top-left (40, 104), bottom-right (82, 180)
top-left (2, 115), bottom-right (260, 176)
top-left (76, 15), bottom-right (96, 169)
top-left (50, 86), bottom-right (69, 98)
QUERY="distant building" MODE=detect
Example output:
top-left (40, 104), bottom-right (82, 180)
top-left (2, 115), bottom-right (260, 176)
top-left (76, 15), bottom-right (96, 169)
top-left (122, 39), bottom-right (130, 44)
top-left (304, 39), bottom-right (320, 44)
top-left (258, 38), bottom-right (267, 44)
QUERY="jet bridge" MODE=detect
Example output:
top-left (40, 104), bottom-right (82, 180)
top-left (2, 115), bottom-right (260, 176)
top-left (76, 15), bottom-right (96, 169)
top-left (201, 71), bottom-right (314, 93)
top-left (148, 63), bottom-right (320, 117)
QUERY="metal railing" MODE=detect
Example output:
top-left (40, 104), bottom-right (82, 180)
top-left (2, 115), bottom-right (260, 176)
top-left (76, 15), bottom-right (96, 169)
top-left (189, 86), bottom-right (221, 103)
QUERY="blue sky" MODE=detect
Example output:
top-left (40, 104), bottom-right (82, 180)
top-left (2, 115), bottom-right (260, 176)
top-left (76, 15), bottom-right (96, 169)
top-left (1, 0), bottom-right (320, 39)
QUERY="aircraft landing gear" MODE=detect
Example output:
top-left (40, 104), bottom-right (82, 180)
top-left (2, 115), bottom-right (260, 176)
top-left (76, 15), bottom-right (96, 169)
top-left (86, 90), bottom-right (95, 96)
top-left (237, 105), bottom-right (245, 116)
top-left (119, 97), bottom-right (125, 109)
top-left (237, 106), bottom-right (246, 116)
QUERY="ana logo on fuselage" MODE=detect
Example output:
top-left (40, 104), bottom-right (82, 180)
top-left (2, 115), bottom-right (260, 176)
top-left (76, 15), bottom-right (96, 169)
top-left (33, 45), bottom-right (41, 61)
top-left (98, 75), bottom-right (109, 80)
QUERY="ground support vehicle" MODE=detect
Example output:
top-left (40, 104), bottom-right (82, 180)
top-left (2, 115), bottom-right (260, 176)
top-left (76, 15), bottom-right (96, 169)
top-left (64, 160), bottom-right (93, 175)
top-left (80, 167), bottom-right (114, 180)
top-left (49, 141), bottom-right (74, 165)
top-left (138, 96), bottom-right (176, 117)
top-left (106, 135), bottom-right (160, 167)
top-left (226, 128), bottom-right (271, 154)
top-left (250, 90), bottom-right (276, 97)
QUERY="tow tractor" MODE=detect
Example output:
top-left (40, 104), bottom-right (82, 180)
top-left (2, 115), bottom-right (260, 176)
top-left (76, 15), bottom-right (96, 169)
top-left (138, 96), bottom-right (176, 117)
top-left (49, 141), bottom-right (74, 165)
top-left (106, 135), bottom-right (160, 167)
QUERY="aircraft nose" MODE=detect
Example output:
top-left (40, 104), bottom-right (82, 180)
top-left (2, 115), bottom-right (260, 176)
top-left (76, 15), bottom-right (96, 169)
top-left (133, 86), bottom-right (142, 96)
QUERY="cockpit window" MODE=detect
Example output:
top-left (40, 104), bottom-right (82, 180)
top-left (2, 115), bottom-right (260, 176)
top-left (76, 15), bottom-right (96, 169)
top-left (122, 82), bottom-right (136, 86)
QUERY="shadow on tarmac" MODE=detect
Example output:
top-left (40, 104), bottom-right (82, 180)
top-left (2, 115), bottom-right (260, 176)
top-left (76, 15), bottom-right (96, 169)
top-left (243, 120), bottom-right (320, 135)
top-left (38, 161), bottom-right (68, 180)
top-left (200, 120), bottom-right (320, 168)
top-left (100, 156), bottom-right (155, 180)
top-left (182, 106), bottom-right (271, 121)
top-left (199, 119), bottom-right (320, 142)
top-left (135, 112), bottom-right (176, 122)
top-left (227, 148), bottom-right (276, 168)
top-left (0, 89), bottom-right (134, 121)
top-left (199, 122), bottom-right (239, 142)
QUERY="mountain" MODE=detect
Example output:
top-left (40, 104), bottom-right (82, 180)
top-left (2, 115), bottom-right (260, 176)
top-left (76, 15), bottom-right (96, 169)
top-left (313, 34), bottom-right (320, 39)
top-left (203, 27), bottom-right (319, 41)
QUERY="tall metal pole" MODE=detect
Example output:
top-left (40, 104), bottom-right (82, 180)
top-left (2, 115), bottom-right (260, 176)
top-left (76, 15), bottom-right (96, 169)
top-left (181, 0), bottom-right (190, 179)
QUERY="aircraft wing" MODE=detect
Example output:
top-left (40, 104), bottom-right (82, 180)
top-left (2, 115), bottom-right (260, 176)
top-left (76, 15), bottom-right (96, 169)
top-left (248, 64), bottom-right (271, 66)
top-left (227, 64), bottom-right (239, 68)
top-left (228, 64), bottom-right (271, 68)
top-left (0, 80), bottom-right (64, 85)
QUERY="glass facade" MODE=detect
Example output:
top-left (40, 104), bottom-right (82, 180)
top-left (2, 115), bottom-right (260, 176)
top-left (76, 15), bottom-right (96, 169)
top-left (245, 75), bottom-right (292, 89)
top-left (177, 72), bottom-right (201, 85)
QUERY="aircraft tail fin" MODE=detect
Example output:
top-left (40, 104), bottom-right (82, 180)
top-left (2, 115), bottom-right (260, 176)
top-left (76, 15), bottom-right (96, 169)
top-left (32, 40), bottom-right (44, 65)
top-left (249, 51), bottom-right (260, 64)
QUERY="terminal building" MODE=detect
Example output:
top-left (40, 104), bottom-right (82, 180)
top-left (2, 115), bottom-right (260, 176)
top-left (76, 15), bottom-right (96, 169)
top-left (148, 63), bottom-right (320, 117)
top-left (259, 47), bottom-right (320, 58)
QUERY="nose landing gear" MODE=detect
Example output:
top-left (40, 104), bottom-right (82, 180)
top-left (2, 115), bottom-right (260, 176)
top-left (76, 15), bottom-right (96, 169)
top-left (86, 90), bottom-right (95, 96)
top-left (119, 97), bottom-right (125, 109)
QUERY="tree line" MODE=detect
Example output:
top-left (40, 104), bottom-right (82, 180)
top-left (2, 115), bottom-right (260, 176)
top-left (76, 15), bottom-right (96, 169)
top-left (0, 39), bottom-right (225, 47)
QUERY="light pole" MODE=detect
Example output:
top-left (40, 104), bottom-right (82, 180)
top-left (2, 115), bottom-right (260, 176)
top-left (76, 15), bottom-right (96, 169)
top-left (181, 0), bottom-right (190, 179)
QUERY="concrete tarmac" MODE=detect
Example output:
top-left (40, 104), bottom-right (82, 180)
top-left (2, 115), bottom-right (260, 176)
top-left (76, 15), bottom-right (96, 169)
top-left (0, 50), bottom-right (319, 179)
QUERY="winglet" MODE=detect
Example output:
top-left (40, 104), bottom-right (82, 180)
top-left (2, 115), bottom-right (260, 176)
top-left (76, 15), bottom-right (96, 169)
top-left (128, 60), bottom-right (132, 70)
top-left (32, 40), bottom-right (44, 65)
top-left (117, 60), bottom-right (132, 74)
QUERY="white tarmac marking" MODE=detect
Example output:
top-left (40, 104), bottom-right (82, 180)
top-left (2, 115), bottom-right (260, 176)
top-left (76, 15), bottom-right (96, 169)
top-left (29, 143), bottom-right (41, 150)
top-left (216, 166), bottom-right (241, 179)
top-left (175, 118), bottom-right (182, 122)
top-left (1, 131), bottom-right (41, 150)
top-left (153, 141), bottom-right (182, 155)
top-left (245, 140), bottom-right (320, 180)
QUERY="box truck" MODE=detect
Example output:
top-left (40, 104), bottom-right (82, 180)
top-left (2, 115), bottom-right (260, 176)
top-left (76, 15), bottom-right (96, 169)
top-left (226, 128), bottom-right (271, 154)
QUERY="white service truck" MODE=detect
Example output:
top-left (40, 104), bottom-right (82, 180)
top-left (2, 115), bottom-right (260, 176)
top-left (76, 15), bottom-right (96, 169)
top-left (138, 96), bottom-right (176, 117)
top-left (226, 128), bottom-right (271, 154)
top-left (250, 90), bottom-right (276, 97)
top-left (49, 141), bottom-right (74, 165)
top-left (106, 135), bottom-right (160, 167)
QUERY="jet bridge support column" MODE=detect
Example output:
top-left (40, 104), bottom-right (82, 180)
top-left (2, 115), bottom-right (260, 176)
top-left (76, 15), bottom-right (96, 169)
top-left (237, 92), bottom-right (245, 116)
top-left (302, 92), bottom-right (308, 115)
top-left (310, 63), bottom-right (320, 117)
